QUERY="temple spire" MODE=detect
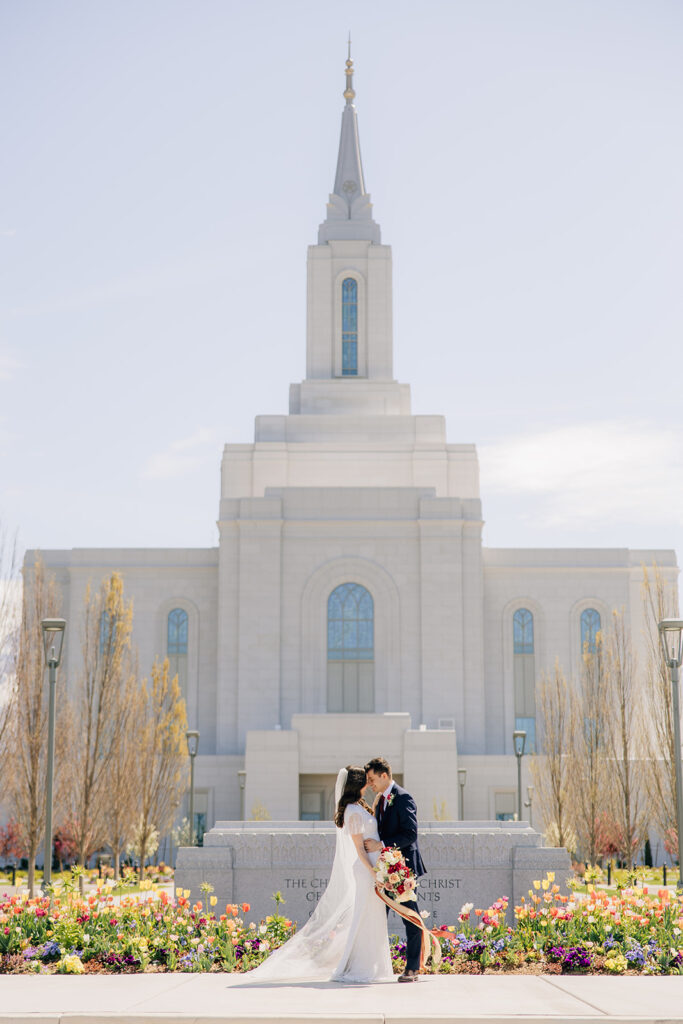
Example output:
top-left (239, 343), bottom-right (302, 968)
top-left (343, 35), bottom-right (355, 104)
top-left (318, 45), bottom-right (381, 244)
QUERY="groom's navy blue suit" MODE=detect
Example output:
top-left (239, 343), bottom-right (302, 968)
top-left (375, 783), bottom-right (425, 973)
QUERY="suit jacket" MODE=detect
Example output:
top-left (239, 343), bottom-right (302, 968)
top-left (375, 783), bottom-right (426, 879)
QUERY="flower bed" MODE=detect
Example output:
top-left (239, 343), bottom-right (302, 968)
top-left (0, 883), bottom-right (292, 974)
top-left (1, 873), bottom-right (683, 976)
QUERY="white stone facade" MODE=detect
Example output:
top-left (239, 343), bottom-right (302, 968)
top-left (30, 60), bottom-right (678, 839)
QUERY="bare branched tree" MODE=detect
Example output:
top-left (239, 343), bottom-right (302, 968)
top-left (642, 564), bottom-right (680, 857)
top-left (65, 572), bottom-right (134, 867)
top-left (7, 557), bottom-right (63, 895)
top-left (0, 522), bottom-right (20, 782)
top-left (530, 661), bottom-right (576, 851)
top-left (571, 634), bottom-right (611, 866)
top-left (602, 609), bottom-right (649, 867)
top-left (132, 658), bottom-right (188, 876)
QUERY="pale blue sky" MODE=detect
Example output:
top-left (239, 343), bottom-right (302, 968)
top-left (1, 1), bottom-right (681, 579)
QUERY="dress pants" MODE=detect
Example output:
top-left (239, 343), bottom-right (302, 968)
top-left (386, 897), bottom-right (422, 971)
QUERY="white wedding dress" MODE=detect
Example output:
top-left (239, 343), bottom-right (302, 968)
top-left (235, 786), bottom-right (393, 985)
top-left (330, 803), bottom-right (393, 983)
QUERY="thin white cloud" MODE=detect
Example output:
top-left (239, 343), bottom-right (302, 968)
top-left (0, 229), bottom-right (16, 238)
top-left (141, 428), bottom-right (217, 481)
top-left (479, 421), bottom-right (683, 529)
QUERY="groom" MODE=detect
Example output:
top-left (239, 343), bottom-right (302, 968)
top-left (363, 756), bottom-right (426, 983)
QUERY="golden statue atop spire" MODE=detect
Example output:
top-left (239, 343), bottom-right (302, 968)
top-left (343, 33), bottom-right (355, 103)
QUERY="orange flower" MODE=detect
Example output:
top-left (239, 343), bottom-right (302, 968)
top-left (241, 902), bottom-right (251, 913)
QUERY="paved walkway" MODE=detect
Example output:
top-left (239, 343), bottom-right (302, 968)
top-left (1, 973), bottom-right (683, 1023)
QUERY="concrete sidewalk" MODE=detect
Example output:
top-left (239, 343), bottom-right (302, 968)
top-left (1, 973), bottom-right (683, 1023)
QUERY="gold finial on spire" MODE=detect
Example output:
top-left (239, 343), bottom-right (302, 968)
top-left (344, 33), bottom-right (355, 103)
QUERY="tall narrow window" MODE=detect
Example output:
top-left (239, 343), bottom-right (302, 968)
top-left (327, 583), bottom-right (374, 711)
top-left (341, 278), bottom-right (358, 376)
top-left (580, 608), bottom-right (601, 654)
top-left (513, 608), bottom-right (536, 752)
top-left (99, 610), bottom-right (116, 656)
top-left (167, 608), bottom-right (189, 701)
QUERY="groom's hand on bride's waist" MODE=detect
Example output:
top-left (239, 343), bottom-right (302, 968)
top-left (364, 838), bottom-right (382, 852)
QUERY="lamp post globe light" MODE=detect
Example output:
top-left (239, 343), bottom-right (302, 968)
top-left (40, 618), bottom-right (66, 893)
top-left (185, 730), bottom-right (200, 846)
top-left (513, 729), bottom-right (527, 823)
top-left (457, 768), bottom-right (467, 821)
top-left (657, 618), bottom-right (683, 891)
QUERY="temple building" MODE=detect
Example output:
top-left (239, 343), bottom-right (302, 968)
top-left (32, 56), bottom-right (678, 836)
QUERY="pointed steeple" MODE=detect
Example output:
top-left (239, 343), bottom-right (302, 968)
top-left (318, 43), bottom-right (381, 244)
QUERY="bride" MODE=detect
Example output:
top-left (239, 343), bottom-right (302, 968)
top-left (235, 765), bottom-right (394, 984)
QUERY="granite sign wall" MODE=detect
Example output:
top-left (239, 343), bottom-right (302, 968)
top-left (175, 820), bottom-right (571, 928)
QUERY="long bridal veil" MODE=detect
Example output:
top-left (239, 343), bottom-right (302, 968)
top-left (235, 768), bottom-right (358, 983)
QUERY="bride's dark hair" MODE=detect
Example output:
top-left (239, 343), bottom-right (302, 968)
top-left (334, 765), bottom-right (372, 828)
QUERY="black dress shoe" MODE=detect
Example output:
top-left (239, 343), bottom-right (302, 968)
top-left (398, 969), bottom-right (419, 982)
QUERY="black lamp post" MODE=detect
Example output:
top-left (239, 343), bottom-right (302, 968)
top-left (524, 785), bottom-right (534, 828)
top-left (513, 729), bottom-right (527, 822)
top-left (185, 730), bottom-right (200, 845)
top-left (657, 618), bottom-right (683, 891)
top-left (41, 618), bottom-right (66, 892)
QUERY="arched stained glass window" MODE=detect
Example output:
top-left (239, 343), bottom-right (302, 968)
top-left (580, 608), bottom-right (601, 655)
top-left (513, 608), bottom-right (536, 753)
top-left (513, 608), bottom-right (534, 654)
top-left (328, 583), bottom-right (373, 660)
top-left (168, 608), bottom-right (189, 699)
top-left (341, 278), bottom-right (358, 376)
top-left (327, 583), bottom-right (374, 711)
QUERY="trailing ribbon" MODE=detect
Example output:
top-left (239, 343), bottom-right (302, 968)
top-left (375, 886), bottom-right (442, 970)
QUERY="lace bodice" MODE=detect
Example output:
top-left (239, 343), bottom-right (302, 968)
top-left (343, 803), bottom-right (380, 861)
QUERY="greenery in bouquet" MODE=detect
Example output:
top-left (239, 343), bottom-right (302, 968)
top-left (374, 847), bottom-right (416, 903)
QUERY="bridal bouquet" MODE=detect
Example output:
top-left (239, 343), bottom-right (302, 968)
top-left (374, 846), bottom-right (417, 903)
